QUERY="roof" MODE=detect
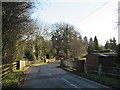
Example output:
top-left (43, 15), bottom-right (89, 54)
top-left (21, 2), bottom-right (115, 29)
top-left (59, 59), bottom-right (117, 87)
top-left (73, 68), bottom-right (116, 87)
top-left (87, 53), bottom-right (117, 57)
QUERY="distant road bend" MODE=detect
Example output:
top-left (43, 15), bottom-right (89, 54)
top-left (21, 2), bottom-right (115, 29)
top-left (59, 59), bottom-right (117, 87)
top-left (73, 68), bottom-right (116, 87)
top-left (22, 62), bottom-right (112, 89)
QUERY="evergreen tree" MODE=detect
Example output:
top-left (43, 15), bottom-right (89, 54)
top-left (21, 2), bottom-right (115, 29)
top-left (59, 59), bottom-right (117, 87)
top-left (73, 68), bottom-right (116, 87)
top-left (104, 37), bottom-right (117, 52)
top-left (112, 37), bottom-right (117, 51)
top-left (94, 36), bottom-right (99, 50)
top-left (105, 40), bottom-right (110, 49)
top-left (87, 38), bottom-right (94, 53)
top-left (83, 36), bottom-right (88, 48)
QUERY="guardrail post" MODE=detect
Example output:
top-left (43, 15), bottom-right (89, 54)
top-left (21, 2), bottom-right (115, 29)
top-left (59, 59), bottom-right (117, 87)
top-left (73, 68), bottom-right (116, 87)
top-left (98, 64), bottom-right (102, 75)
top-left (84, 63), bottom-right (87, 74)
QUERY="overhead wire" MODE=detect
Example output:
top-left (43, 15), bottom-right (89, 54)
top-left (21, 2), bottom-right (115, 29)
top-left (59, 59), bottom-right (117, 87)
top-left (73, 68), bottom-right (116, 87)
top-left (76, 0), bottom-right (111, 23)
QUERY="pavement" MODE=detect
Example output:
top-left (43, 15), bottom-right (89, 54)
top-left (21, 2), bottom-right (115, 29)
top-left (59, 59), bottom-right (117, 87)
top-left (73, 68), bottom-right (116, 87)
top-left (22, 62), bottom-right (113, 89)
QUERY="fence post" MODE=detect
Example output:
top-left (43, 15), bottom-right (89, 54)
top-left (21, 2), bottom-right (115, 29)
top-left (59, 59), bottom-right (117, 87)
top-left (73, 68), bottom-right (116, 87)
top-left (98, 64), bottom-right (102, 75)
top-left (84, 63), bottom-right (87, 74)
top-left (118, 67), bottom-right (120, 79)
top-left (60, 60), bottom-right (63, 66)
top-left (117, 65), bottom-right (120, 79)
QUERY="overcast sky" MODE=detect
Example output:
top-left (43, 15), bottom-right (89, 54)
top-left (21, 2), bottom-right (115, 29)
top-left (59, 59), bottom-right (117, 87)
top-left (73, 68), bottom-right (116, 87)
top-left (31, 0), bottom-right (119, 45)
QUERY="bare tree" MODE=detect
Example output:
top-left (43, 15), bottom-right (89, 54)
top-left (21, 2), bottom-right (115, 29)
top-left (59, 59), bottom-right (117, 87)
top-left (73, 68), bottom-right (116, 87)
top-left (51, 22), bottom-right (87, 60)
top-left (31, 21), bottom-right (50, 60)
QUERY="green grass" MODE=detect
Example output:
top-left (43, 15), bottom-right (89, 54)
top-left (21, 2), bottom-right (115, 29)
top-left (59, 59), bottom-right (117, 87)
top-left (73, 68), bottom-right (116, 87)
top-left (27, 62), bottom-right (47, 67)
top-left (2, 69), bottom-right (24, 88)
top-left (2, 62), bottom-right (47, 88)
top-left (81, 73), bottom-right (120, 85)
top-left (60, 66), bottom-right (120, 88)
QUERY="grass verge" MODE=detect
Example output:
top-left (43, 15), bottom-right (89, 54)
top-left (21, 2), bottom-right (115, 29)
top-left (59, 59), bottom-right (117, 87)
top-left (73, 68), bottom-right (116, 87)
top-left (2, 63), bottom-right (47, 88)
top-left (27, 62), bottom-right (47, 67)
top-left (2, 69), bottom-right (24, 88)
top-left (78, 72), bottom-right (120, 89)
top-left (60, 65), bottom-right (120, 89)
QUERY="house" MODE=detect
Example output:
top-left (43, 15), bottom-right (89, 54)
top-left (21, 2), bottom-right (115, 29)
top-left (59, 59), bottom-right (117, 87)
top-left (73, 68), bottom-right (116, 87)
top-left (86, 53), bottom-right (117, 67)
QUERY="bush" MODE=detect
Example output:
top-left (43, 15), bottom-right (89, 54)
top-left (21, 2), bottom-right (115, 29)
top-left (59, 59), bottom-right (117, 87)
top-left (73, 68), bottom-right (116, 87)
top-left (24, 51), bottom-right (36, 61)
top-left (21, 58), bottom-right (28, 61)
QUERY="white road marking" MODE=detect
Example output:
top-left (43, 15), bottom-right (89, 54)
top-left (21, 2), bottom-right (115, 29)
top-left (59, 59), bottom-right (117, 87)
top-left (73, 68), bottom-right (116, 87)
top-left (62, 78), bottom-right (78, 88)
top-left (47, 72), bottom-right (52, 76)
top-left (69, 73), bottom-right (111, 88)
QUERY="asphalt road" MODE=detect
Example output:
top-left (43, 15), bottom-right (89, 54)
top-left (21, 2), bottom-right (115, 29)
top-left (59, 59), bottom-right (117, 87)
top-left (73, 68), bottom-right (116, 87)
top-left (22, 62), bottom-right (112, 89)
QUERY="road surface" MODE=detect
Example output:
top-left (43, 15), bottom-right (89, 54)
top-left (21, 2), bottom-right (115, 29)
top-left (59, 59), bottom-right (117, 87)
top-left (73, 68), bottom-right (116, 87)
top-left (22, 62), bottom-right (112, 89)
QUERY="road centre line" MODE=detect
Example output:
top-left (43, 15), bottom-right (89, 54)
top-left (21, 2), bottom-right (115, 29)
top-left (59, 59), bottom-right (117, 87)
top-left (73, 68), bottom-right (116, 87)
top-left (62, 78), bottom-right (78, 88)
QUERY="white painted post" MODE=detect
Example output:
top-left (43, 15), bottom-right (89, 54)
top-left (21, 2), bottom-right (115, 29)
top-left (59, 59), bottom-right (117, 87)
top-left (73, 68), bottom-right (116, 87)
top-left (98, 64), bottom-right (102, 75)
top-left (20, 60), bottom-right (26, 70)
top-left (84, 63), bottom-right (87, 74)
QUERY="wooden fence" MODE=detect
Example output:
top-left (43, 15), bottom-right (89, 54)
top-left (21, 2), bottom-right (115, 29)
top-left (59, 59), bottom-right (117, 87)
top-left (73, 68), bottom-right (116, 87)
top-left (84, 64), bottom-right (120, 78)
top-left (1, 60), bottom-right (36, 79)
top-left (1, 61), bottom-right (18, 79)
top-left (61, 60), bottom-right (120, 78)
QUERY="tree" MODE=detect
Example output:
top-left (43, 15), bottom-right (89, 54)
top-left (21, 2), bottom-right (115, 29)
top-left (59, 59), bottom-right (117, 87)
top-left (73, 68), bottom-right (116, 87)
top-left (94, 36), bottom-right (99, 50)
top-left (104, 37), bottom-right (117, 52)
top-left (83, 36), bottom-right (88, 52)
top-left (34, 35), bottom-right (44, 60)
top-left (27, 21), bottom-right (51, 60)
top-left (51, 22), bottom-right (87, 60)
top-left (112, 37), bottom-right (117, 51)
top-left (2, 2), bottom-right (34, 64)
top-left (87, 38), bottom-right (94, 54)
top-left (42, 40), bottom-right (56, 59)
top-left (23, 39), bottom-right (36, 61)
top-left (105, 40), bottom-right (110, 49)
